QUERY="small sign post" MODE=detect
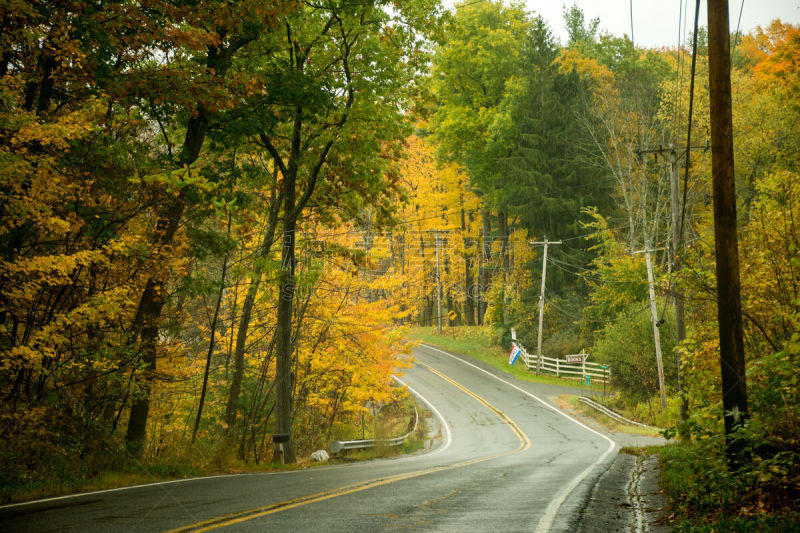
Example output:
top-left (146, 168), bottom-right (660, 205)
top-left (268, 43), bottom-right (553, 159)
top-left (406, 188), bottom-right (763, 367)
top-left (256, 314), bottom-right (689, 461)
top-left (448, 310), bottom-right (457, 337)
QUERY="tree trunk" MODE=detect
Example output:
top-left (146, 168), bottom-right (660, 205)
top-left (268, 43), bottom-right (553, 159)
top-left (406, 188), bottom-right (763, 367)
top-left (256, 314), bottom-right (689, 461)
top-left (224, 191), bottom-right (281, 431)
top-left (274, 209), bottom-right (298, 463)
top-left (125, 188), bottom-right (191, 455)
top-left (193, 223), bottom-right (230, 442)
top-left (478, 210), bottom-right (492, 325)
top-left (461, 198), bottom-right (475, 326)
top-left (123, 38), bottom-right (248, 454)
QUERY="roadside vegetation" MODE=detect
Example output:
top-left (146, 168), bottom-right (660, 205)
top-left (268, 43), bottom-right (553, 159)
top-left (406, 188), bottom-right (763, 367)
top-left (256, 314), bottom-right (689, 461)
top-left (333, 396), bottom-right (428, 462)
top-left (1, 389), bottom-right (423, 504)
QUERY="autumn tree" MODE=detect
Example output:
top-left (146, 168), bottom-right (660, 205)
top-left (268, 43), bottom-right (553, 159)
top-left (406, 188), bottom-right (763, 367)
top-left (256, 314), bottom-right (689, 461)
top-left (122, 0), bottom-right (297, 456)
top-left (396, 134), bottom-right (483, 326)
top-left (215, 0), bottom-right (442, 462)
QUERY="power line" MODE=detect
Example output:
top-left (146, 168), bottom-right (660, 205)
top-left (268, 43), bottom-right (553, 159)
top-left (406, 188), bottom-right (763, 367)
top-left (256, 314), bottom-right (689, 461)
top-left (629, 0), bottom-right (635, 48)
top-left (731, 0), bottom-right (746, 59)
top-left (679, 0), bottom-right (702, 246)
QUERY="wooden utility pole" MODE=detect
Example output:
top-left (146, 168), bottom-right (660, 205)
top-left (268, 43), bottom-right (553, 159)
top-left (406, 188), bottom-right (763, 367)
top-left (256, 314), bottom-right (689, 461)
top-left (637, 143), bottom-right (707, 429)
top-left (436, 230), bottom-right (442, 334)
top-left (531, 239), bottom-right (560, 375)
top-left (669, 149), bottom-right (689, 429)
top-left (635, 247), bottom-right (667, 409)
top-left (708, 0), bottom-right (748, 469)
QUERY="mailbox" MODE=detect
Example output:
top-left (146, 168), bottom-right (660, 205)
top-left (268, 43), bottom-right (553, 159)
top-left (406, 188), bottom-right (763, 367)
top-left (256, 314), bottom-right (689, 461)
top-left (272, 433), bottom-right (290, 444)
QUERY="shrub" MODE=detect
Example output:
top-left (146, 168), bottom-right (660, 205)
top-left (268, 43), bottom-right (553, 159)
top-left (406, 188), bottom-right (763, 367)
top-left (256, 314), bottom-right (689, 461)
top-left (593, 300), bottom-right (678, 401)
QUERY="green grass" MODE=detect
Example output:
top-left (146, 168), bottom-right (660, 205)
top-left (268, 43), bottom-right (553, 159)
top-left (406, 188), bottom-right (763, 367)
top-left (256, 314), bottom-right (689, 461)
top-left (409, 325), bottom-right (606, 391)
top-left (0, 451), bottom-right (314, 505)
top-left (1, 460), bottom-right (205, 504)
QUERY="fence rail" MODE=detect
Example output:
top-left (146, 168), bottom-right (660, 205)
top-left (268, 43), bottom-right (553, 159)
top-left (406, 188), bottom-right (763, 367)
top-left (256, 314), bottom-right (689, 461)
top-left (514, 344), bottom-right (611, 384)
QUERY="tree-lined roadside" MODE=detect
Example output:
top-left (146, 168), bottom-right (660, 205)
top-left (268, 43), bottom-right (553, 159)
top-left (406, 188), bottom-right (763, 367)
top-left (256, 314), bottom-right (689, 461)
top-left (2, 1), bottom-right (798, 528)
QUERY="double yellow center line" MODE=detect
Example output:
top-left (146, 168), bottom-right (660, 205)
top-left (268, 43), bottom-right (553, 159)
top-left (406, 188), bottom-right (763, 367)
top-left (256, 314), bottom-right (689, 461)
top-left (167, 363), bottom-right (530, 532)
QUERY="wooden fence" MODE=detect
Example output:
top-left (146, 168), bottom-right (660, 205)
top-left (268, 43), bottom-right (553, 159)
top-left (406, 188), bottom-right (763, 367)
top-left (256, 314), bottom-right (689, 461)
top-left (514, 343), bottom-right (611, 384)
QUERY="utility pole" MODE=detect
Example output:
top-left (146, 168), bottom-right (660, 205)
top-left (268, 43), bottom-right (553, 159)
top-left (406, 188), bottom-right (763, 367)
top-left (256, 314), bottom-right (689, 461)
top-left (436, 230), bottom-right (442, 334)
top-left (637, 143), bottom-right (707, 430)
top-left (531, 239), bottom-right (561, 375)
top-left (669, 148), bottom-right (689, 430)
top-left (634, 247), bottom-right (667, 409)
top-left (708, 0), bottom-right (748, 470)
top-left (478, 229), bottom-right (484, 326)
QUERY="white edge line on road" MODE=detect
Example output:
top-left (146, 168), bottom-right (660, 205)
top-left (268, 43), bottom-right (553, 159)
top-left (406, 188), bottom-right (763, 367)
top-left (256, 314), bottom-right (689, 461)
top-left (0, 473), bottom-right (250, 510)
top-left (392, 375), bottom-right (453, 457)
top-left (419, 344), bottom-right (617, 533)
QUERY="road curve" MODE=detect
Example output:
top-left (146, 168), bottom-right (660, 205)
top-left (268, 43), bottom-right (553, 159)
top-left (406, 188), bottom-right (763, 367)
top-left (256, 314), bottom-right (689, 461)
top-left (0, 344), bottom-right (617, 532)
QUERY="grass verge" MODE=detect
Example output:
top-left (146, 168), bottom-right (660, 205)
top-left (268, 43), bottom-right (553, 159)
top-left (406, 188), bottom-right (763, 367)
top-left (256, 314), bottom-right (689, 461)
top-left (409, 325), bottom-right (605, 391)
top-left (0, 452), bottom-right (308, 505)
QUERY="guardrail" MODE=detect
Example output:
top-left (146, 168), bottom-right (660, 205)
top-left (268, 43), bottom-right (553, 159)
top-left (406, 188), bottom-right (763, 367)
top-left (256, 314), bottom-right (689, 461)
top-left (578, 396), bottom-right (655, 429)
top-left (330, 405), bottom-right (418, 455)
top-left (514, 344), bottom-right (611, 384)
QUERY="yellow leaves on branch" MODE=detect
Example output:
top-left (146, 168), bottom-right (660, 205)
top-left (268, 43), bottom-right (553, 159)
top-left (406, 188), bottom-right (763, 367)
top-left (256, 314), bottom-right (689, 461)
top-left (555, 49), bottom-right (614, 89)
top-left (10, 99), bottom-right (105, 151)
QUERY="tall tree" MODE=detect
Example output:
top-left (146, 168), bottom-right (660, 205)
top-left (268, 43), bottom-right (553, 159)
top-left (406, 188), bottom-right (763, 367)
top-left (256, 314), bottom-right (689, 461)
top-left (125, 0), bottom-right (294, 455)
top-left (487, 16), bottom-right (610, 245)
top-left (238, 0), bottom-right (440, 462)
top-left (430, 0), bottom-right (528, 194)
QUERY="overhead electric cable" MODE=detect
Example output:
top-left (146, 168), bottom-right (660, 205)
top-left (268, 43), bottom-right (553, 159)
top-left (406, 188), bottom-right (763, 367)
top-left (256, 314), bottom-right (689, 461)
top-left (629, 0), bottom-right (635, 47)
top-left (731, 0), bottom-right (745, 59)
top-left (678, 0), bottom-right (701, 245)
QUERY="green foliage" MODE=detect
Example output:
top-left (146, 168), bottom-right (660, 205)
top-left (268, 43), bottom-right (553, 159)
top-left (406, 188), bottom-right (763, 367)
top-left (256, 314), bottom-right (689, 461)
top-left (660, 441), bottom-right (800, 531)
top-left (593, 300), bottom-right (677, 401)
top-left (563, 4), bottom-right (599, 49)
top-left (430, 0), bottom-right (529, 183)
top-left (487, 17), bottom-right (612, 244)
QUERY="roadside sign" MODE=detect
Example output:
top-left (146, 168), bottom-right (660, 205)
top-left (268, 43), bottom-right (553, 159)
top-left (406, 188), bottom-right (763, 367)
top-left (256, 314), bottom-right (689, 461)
top-left (508, 344), bottom-right (521, 366)
top-left (510, 328), bottom-right (517, 340)
top-left (448, 310), bottom-right (457, 320)
top-left (565, 354), bottom-right (586, 364)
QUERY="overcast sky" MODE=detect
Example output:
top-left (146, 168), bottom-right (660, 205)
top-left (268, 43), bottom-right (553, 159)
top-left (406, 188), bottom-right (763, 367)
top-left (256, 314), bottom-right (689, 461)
top-left (450, 1), bottom-right (800, 49)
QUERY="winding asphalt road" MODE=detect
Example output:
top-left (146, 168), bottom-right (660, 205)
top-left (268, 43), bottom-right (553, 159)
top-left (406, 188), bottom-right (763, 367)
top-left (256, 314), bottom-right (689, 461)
top-left (0, 344), bottom-right (618, 532)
